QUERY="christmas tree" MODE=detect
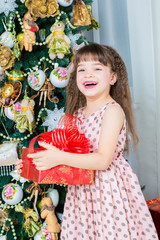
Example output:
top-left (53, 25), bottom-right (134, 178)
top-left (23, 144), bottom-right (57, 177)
top-left (0, 0), bottom-right (99, 239)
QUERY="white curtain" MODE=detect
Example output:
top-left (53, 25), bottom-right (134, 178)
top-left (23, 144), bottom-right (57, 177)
top-left (89, 0), bottom-right (160, 200)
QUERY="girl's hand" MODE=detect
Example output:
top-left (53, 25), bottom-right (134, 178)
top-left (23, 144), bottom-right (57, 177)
top-left (15, 159), bottom-right (23, 174)
top-left (27, 142), bottom-right (61, 171)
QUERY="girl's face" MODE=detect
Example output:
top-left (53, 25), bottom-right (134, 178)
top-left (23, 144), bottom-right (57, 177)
top-left (76, 60), bottom-right (116, 101)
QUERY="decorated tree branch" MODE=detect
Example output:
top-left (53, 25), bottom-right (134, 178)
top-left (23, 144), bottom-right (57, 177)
top-left (0, 0), bottom-right (99, 239)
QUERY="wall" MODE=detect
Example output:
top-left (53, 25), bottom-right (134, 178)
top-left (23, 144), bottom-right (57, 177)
top-left (90, 0), bottom-right (159, 200)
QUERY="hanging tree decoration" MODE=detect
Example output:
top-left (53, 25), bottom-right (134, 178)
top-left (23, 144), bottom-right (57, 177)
top-left (40, 197), bottom-right (61, 240)
top-left (15, 205), bottom-right (42, 238)
top-left (2, 183), bottom-right (23, 205)
top-left (22, 11), bottom-right (39, 52)
top-left (27, 69), bottom-right (46, 91)
top-left (73, 0), bottom-right (91, 26)
top-left (0, 16), bottom-right (16, 49)
top-left (0, 142), bottom-right (18, 177)
top-left (30, 69), bottom-right (59, 108)
top-left (14, 95), bottom-right (36, 133)
top-left (25, 0), bottom-right (60, 19)
top-left (26, 182), bottom-right (43, 209)
top-left (0, 45), bottom-right (15, 71)
top-left (7, 69), bottom-right (26, 82)
top-left (41, 105), bottom-right (64, 131)
top-left (46, 21), bottom-right (71, 60)
top-left (4, 101), bottom-right (21, 121)
top-left (10, 169), bottom-right (29, 185)
top-left (21, 0), bottom-right (60, 52)
top-left (49, 66), bottom-right (70, 88)
top-left (0, 108), bottom-right (47, 142)
top-left (57, 0), bottom-right (73, 7)
top-left (0, 196), bottom-right (30, 239)
top-left (0, 31), bottom-right (15, 49)
top-left (67, 32), bottom-right (81, 47)
top-left (0, 80), bottom-right (22, 107)
top-left (34, 221), bottom-right (53, 240)
top-left (0, 0), bottom-right (18, 17)
top-left (86, 4), bottom-right (100, 30)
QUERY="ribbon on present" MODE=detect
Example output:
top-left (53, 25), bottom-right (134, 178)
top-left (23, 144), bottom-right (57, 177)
top-left (21, 114), bottom-right (94, 184)
top-left (29, 114), bottom-right (90, 154)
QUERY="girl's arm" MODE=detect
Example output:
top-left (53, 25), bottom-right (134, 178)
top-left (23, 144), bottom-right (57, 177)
top-left (28, 105), bottom-right (124, 171)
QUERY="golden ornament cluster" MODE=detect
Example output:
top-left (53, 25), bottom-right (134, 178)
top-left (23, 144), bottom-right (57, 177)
top-left (0, 46), bottom-right (15, 70)
top-left (25, 0), bottom-right (60, 20)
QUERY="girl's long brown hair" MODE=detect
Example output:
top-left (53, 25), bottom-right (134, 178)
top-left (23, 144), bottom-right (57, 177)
top-left (66, 43), bottom-right (138, 151)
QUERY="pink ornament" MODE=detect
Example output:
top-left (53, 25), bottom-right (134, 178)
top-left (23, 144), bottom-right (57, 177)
top-left (5, 185), bottom-right (15, 198)
top-left (49, 67), bottom-right (70, 88)
top-left (2, 183), bottom-right (23, 205)
top-left (28, 70), bottom-right (45, 91)
top-left (14, 102), bottom-right (21, 112)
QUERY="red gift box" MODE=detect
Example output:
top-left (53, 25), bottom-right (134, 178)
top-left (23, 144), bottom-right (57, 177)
top-left (146, 198), bottom-right (160, 237)
top-left (20, 114), bottom-right (94, 184)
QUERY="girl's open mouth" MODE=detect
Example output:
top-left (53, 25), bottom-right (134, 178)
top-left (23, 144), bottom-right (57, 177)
top-left (83, 81), bottom-right (97, 89)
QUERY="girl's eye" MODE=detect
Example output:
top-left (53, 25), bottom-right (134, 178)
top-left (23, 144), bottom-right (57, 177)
top-left (95, 68), bottom-right (102, 71)
top-left (78, 69), bottom-right (85, 72)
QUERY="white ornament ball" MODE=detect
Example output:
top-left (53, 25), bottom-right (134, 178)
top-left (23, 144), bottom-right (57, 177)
top-left (33, 232), bottom-right (42, 240)
top-left (57, 0), bottom-right (73, 7)
top-left (28, 70), bottom-right (45, 91)
top-left (4, 105), bottom-right (15, 121)
top-left (0, 32), bottom-right (15, 48)
top-left (47, 188), bottom-right (59, 207)
top-left (4, 101), bottom-right (21, 121)
top-left (34, 221), bottom-right (52, 240)
top-left (49, 67), bottom-right (69, 88)
top-left (2, 183), bottom-right (23, 205)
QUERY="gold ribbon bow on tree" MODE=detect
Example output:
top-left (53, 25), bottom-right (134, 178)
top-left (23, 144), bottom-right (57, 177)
top-left (15, 205), bottom-right (42, 237)
top-left (73, 0), bottom-right (91, 26)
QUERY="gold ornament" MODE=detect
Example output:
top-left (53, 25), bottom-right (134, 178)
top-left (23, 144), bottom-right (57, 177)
top-left (17, 33), bottom-right (24, 42)
top-left (8, 70), bottom-right (26, 81)
top-left (0, 81), bottom-right (22, 107)
top-left (0, 45), bottom-right (15, 70)
top-left (73, 0), bottom-right (91, 26)
top-left (25, 0), bottom-right (59, 20)
top-left (2, 84), bottom-right (14, 98)
top-left (15, 205), bottom-right (42, 237)
top-left (47, 0), bottom-right (59, 17)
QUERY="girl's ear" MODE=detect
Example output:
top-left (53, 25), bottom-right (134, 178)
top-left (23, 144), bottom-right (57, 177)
top-left (110, 72), bottom-right (117, 85)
